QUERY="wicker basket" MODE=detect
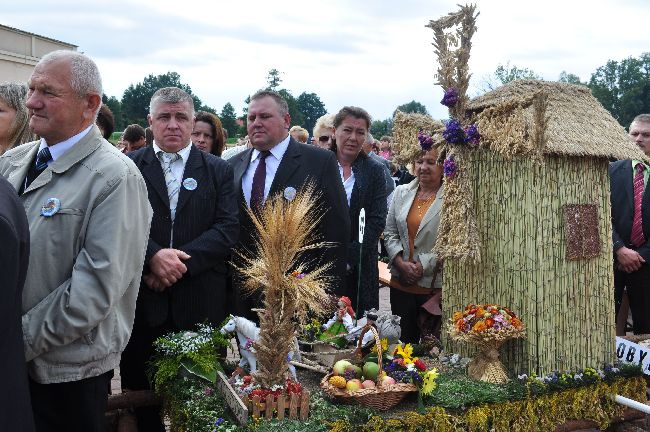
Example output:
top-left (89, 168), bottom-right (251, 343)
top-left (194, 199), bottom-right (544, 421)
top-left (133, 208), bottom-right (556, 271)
top-left (319, 325), bottom-right (417, 410)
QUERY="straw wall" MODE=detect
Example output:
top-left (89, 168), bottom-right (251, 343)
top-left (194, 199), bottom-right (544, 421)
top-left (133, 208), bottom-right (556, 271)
top-left (442, 149), bottom-right (615, 375)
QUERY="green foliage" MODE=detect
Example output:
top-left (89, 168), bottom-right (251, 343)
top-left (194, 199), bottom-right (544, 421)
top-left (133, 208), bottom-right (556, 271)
top-left (393, 100), bottom-right (429, 117)
top-left (297, 92), bottom-right (327, 134)
top-left (370, 118), bottom-right (393, 138)
top-left (121, 71), bottom-right (204, 126)
top-left (266, 68), bottom-right (283, 91)
top-left (149, 323), bottom-right (229, 392)
top-left (588, 52), bottom-right (650, 127)
top-left (480, 61), bottom-right (541, 93)
top-left (558, 71), bottom-right (583, 85)
top-left (221, 102), bottom-right (239, 138)
top-left (277, 89), bottom-right (304, 127)
top-left (101, 94), bottom-right (124, 130)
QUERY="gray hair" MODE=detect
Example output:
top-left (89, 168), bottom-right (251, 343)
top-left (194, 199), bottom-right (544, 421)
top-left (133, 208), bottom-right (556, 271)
top-left (39, 50), bottom-right (103, 98)
top-left (249, 89), bottom-right (289, 117)
top-left (0, 82), bottom-right (34, 147)
top-left (149, 87), bottom-right (195, 116)
top-left (366, 132), bottom-right (374, 144)
top-left (632, 114), bottom-right (650, 126)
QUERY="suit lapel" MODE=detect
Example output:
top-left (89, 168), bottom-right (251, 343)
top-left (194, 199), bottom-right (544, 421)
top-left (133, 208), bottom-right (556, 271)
top-left (141, 147), bottom-right (170, 207)
top-left (5, 142), bottom-right (38, 192)
top-left (175, 146), bottom-right (205, 215)
top-left (233, 148), bottom-right (252, 201)
top-left (624, 160), bottom-right (634, 206)
top-left (269, 139), bottom-right (301, 198)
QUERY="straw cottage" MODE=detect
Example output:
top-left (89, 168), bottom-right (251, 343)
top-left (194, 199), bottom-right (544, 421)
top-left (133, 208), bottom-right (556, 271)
top-left (440, 79), bottom-right (646, 375)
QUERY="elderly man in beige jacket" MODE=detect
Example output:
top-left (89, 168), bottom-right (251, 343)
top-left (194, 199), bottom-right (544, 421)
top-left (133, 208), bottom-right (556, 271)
top-left (0, 50), bottom-right (152, 432)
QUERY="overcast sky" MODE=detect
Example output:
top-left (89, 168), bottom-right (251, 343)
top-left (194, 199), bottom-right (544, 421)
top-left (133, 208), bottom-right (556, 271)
top-left (3, 0), bottom-right (648, 123)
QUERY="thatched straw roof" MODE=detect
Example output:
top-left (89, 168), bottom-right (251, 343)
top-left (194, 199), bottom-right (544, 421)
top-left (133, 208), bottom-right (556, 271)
top-left (392, 111), bottom-right (444, 165)
top-left (468, 80), bottom-right (644, 161)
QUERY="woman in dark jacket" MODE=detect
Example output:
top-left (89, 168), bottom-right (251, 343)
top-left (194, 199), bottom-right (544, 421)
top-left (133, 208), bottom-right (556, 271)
top-left (331, 106), bottom-right (388, 315)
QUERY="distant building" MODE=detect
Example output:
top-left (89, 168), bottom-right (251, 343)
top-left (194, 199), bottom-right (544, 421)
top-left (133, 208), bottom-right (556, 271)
top-left (0, 24), bottom-right (76, 82)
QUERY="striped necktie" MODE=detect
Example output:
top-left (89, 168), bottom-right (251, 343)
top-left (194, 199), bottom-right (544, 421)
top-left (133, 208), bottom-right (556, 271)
top-left (158, 151), bottom-right (182, 221)
top-left (631, 163), bottom-right (646, 247)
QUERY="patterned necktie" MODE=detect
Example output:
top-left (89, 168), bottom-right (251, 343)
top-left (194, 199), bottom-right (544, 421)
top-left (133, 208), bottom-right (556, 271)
top-left (631, 163), bottom-right (646, 247)
top-left (250, 150), bottom-right (270, 211)
top-left (25, 146), bottom-right (53, 189)
top-left (159, 151), bottom-right (182, 221)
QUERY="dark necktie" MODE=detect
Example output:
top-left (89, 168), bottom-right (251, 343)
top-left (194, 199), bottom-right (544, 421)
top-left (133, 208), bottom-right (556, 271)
top-left (24, 146), bottom-right (53, 190)
top-left (250, 150), bottom-right (270, 211)
top-left (631, 163), bottom-right (646, 247)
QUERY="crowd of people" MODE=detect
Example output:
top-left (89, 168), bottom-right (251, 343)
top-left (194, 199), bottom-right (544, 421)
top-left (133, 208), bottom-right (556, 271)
top-left (0, 49), bottom-right (648, 432)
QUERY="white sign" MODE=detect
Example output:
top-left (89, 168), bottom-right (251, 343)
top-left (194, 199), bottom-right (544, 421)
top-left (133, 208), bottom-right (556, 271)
top-left (615, 336), bottom-right (650, 376)
top-left (358, 208), bottom-right (366, 243)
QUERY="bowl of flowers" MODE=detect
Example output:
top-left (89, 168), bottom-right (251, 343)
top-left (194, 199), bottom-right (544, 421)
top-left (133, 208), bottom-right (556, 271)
top-left (448, 303), bottom-right (526, 383)
top-left (320, 326), bottom-right (439, 410)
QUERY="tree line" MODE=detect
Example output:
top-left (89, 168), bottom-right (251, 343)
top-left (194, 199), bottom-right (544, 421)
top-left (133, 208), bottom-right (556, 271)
top-left (104, 53), bottom-right (650, 139)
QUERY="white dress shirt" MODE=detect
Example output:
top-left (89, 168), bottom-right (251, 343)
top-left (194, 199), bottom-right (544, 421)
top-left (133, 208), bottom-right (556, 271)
top-left (242, 134), bottom-right (291, 207)
top-left (338, 162), bottom-right (356, 206)
top-left (152, 140), bottom-right (192, 186)
top-left (39, 124), bottom-right (94, 164)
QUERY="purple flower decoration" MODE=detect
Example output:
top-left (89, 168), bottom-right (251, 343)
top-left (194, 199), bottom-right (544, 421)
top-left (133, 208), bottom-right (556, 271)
top-left (443, 120), bottom-right (465, 144)
top-left (464, 124), bottom-right (480, 146)
top-left (215, 417), bottom-right (224, 426)
top-left (441, 87), bottom-right (459, 107)
top-left (443, 156), bottom-right (457, 179)
top-left (417, 131), bottom-right (434, 151)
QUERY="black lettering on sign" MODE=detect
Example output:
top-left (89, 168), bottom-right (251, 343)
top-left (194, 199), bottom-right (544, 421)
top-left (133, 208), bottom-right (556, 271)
top-left (626, 347), bottom-right (636, 363)
top-left (639, 350), bottom-right (648, 364)
top-left (617, 342), bottom-right (626, 359)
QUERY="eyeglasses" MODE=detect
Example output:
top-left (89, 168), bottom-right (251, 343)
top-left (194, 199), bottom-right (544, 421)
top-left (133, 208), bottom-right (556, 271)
top-left (318, 136), bottom-right (330, 143)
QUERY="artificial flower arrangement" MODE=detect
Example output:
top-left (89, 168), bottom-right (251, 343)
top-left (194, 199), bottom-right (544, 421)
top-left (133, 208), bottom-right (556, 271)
top-left (448, 303), bottom-right (526, 342)
top-left (229, 374), bottom-right (303, 404)
top-left (448, 304), bottom-right (526, 383)
top-left (382, 343), bottom-right (440, 397)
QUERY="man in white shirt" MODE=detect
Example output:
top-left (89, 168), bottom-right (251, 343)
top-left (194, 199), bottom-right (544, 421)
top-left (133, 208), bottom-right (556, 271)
top-left (229, 89), bottom-right (350, 321)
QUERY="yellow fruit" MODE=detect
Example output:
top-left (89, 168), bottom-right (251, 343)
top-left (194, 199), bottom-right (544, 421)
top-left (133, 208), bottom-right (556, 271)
top-left (329, 375), bottom-right (347, 389)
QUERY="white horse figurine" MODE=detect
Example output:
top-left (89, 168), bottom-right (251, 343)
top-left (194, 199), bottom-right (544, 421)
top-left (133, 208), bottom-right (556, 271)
top-left (220, 315), bottom-right (299, 381)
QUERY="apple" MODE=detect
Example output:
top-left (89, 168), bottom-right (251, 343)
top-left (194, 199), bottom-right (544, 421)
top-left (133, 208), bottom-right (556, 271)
top-left (381, 376), bottom-right (396, 386)
top-left (333, 360), bottom-right (352, 376)
top-left (346, 379), bottom-right (362, 392)
top-left (362, 362), bottom-right (379, 381)
top-left (362, 380), bottom-right (376, 389)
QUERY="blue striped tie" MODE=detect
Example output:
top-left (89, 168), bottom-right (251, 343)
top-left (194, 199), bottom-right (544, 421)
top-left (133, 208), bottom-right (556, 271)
top-left (158, 151), bottom-right (181, 221)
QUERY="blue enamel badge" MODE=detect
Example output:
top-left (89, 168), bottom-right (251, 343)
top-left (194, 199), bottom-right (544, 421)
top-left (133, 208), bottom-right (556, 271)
top-left (41, 198), bottom-right (61, 217)
top-left (183, 177), bottom-right (197, 190)
top-left (283, 186), bottom-right (297, 201)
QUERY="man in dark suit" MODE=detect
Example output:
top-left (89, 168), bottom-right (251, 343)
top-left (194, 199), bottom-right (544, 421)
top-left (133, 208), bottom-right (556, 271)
top-left (0, 176), bottom-right (34, 432)
top-left (229, 90), bottom-right (349, 321)
top-left (611, 113), bottom-right (650, 334)
top-left (120, 87), bottom-right (239, 431)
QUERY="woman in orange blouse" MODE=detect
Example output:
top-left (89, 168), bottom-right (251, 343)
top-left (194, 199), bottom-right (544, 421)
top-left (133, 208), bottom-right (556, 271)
top-left (383, 148), bottom-right (444, 343)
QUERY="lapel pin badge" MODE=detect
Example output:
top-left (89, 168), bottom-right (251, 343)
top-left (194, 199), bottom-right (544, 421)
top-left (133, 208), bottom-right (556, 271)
top-left (41, 197), bottom-right (61, 217)
top-left (183, 177), bottom-right (197, 190)
top-left (283, 186), bottom-right (296, 201)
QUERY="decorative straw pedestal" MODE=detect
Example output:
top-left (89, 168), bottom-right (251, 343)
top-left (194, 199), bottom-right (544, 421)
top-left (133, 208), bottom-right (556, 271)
top-left (466, 339), bottom-right (508, 384)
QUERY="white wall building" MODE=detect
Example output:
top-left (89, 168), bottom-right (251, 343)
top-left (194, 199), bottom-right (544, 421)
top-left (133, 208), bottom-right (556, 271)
top-left (0, 24), bottom-right (76, 83)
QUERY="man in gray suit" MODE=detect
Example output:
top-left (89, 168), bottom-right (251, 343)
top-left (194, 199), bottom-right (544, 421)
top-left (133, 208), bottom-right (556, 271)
top-left (0, 50), bottom-right (152, 432)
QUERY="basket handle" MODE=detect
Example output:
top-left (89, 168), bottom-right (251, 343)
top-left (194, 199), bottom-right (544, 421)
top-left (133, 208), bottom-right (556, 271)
top-left (355, 325), bottom-right (383, 385)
